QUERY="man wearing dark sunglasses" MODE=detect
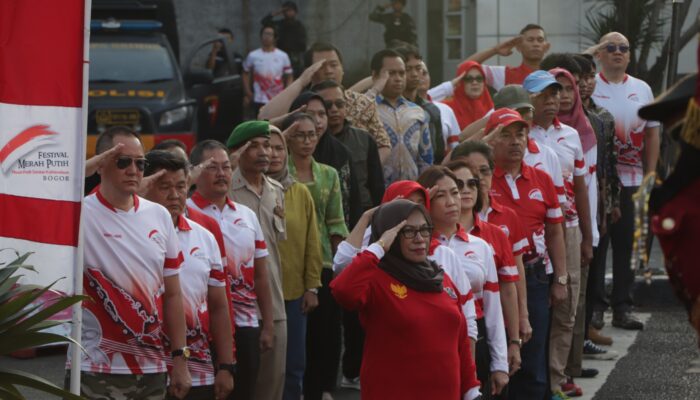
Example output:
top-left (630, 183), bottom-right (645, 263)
top-left (588, 32), bottom-right (660, 331)
top-left (75, 127), bottom-right (192, 399)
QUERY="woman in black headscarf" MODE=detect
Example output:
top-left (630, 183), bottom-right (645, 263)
top-left (290, 91), bottom-right (362, 228)
top-left (331, 199), bottom-right (482, 400)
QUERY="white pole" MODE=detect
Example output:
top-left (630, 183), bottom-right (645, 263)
top-left (70, 0), bottom-right (92, 394)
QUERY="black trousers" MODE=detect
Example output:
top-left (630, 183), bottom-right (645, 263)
top-left (304, 269), bottom-right (342, 399)
top-left (228, 326), bottom-right (260, 400)
top-left (341, 310), bottom-right (364, 379)
top-left (608, 186), bottom-right (638, 314)
top-left (587, 230), bottom-right (610, 330)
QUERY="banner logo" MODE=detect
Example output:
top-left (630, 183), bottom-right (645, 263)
top-left (0, 125), bottom-right (58, 173)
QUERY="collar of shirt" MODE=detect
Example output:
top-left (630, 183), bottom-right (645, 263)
top-left (376, 93), bottom-right (409, 109)
top-left (433, 223), bottom-right (470, 243)
top-left (471, 214), bottom-right (486, 235)
top-left (231, 168), bottom-right (282, 198)
top-left (190, 191), bottom-right (236, 210)
top-left (176, 214), bottom-right (192, 231)
top-left (599, 72), bottom-right (629, 84)
top-left (95, 190), bottom-right (140, 213)
top-left (527, 138), bottom-right (540, 153)
top-left (493, 162), bottom-right (531, 181)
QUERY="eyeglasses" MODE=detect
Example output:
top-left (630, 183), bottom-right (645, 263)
top-left (399, 225), bottom-right (434, 239)
top-left (323, 99), bottom-right (346, 109)
top-left (203, 163), bottom-right (233, 173)
top-left (463, 76), bottom-right (484, 84)
top-left (116, 156), bottom-right (148, 171)
top-left (605, 44), bottom-right (629, 54)
top-left (290, 132), bottom-right (318, 142)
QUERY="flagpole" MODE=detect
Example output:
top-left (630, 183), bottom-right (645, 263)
top-left (70, 0), bottom-right (92, 394)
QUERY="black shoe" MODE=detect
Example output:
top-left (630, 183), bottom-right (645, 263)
top-left (612, 312), bottom-right (644, 330)
top-left (580, 368), bottom-right (599, 378)
top-left (591, 310), bottom-right (605, 330)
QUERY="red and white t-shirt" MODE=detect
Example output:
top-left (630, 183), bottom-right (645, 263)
top-left (592, 73), bottom-right (659, 187)
top-left (490, 163), bottom-right (564, 273)
top-left (78, 192), bottom-right (183, 374)
top-left (530, 120), bottom-right (586, 228)
top-left (188, 192), bottom-right (268, 328)
top-left (481, 195), bottom-right (530, 257)
top-left (482, 64), bottom-right (534, 91)
top-left (434, 226), bottom-right (508, 373)
top-left (470, 215), bottom-right (519, 283)
top-left (243, 48), bottom-right (292, 104)
top-left (167, 215), bottom-right (225, 386)
top-left (524, 138), bottom-right (567, 204)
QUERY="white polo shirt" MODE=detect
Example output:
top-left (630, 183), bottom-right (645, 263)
top-left (78, 192), bottom-right (183, 375)
top-left (434, 226), bottom-right (508, 373)
top-left (530, 120), bottom-right (586, 228)
top-left (188, 192), bottom-right (268, 328)
top-left (592, 73), bottom-right (660, 187)
top-left (172, 215), bottom-right (225, 386)
top-left (524, 138), bottom-right (567, 205)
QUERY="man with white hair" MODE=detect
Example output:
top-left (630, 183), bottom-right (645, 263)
top-left (589, 32), bottom-right (660, 330)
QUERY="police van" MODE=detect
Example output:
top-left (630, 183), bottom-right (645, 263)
top-left (88, 0), bottom-right (243, 156)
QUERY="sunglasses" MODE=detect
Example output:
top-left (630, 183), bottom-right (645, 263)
top-left (463, 76), bottom-right (484, 83)
top-left (399, 225), bottom-right (434, 239)
top-left (455, 177), bottom-right (480, 190)
top-left (605, 44), bottom-right (629, 54)
top-left (116, 156), bottom-right (147, 171)
top-left (323, 99), bottom-right (346, 109)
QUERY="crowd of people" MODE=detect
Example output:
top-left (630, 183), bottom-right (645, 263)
top-left (71, 2), bottom-right (662, 399)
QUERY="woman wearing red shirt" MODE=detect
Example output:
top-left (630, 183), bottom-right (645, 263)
top-left (331, 200), bottom-right (481, 400)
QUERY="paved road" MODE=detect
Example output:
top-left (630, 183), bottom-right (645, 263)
top-left (4, 242), bottom-right (699, 399)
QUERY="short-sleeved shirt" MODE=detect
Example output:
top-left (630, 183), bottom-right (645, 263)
top-left (172, 215), bottom-right (225, 386)
top-left (524, 138), bottom-right (567, 204)
top-left (188, 192), bottom-right (268, 328)
top-left (230, 169), bottom-right (287, 321)
top-left (530, 121), bottom-right (586, 227)
top-left (243, 48), bottom-right (292, 104)
top-left (481, 195), bottom-right (530, 257)
top-left (482, 63), bottom-right (534, 91)
top-left (289, 159), bottom-right (349, 269)
top-left (592, 73), bottom-right (660, 187)
top-left (470, 215), bottom-right (519, 283)
top-left (490, 163), bottom-right (564, 273)
top-left (79, 192), bottom-right (183, 374)
top-left (375, 95), bottom-right (434, 184)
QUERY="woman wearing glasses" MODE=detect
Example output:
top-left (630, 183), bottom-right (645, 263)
top-left (331, 199), bottom-right (481, 400)
top-left (443, 61), bottom-right (495, 130)
top-left (283, 111), bottom-right (349, 400)
top-left (417, 165), bottom-right (508, 399)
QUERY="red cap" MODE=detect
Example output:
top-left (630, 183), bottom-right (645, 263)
top-left (485, 108), bottom-right (528, 134)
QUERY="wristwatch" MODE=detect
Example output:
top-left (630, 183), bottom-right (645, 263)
top-left (509, 338), bottom-right (523, 348)
top-left (218, 363), bottom-right (236, 375)
top-left (556, 275), bottom-right (568, 285)
top-left (171, 346), bottom-right (191, 360)
top-left (306, 288), bottom-right (319, 294)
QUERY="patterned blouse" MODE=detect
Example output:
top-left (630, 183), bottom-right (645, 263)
top-left (289, 158), bottom-right (350, 269)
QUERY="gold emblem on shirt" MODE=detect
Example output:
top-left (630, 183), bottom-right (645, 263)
top-left (390, 283), bottom-right (408, 299)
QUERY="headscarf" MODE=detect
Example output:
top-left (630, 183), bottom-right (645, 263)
top-left (267, 127), bottom-right (295, 191)
top-left (444, 61), bottom-right (494, 130)
top-left (549, 68), bottom-right (597, 153)
top-left (370, 200), bottom-right (444, 292)
top-left (382, 180), bottom-right (431, 210)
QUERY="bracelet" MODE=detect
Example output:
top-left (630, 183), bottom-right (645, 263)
top-left (376, 239), bottom-right (386, 250)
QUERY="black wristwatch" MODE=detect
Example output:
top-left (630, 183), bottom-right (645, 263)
top-left (218, 363), bottom-right (237, 375)
top-left (171, 346), bottom-right (191, 359)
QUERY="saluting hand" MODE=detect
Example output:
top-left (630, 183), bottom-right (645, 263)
top-left (85, 142), bottom-right (124, 177)
top-left (377, 220), bottom-right (407, 252)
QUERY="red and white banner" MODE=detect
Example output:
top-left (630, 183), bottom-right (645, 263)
top-left (0, 0), bottom-right (87, 294)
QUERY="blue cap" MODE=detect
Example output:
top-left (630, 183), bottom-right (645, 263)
top-left (523, 70), bottom-right (562, 94)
